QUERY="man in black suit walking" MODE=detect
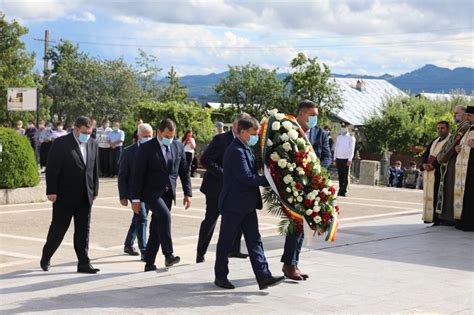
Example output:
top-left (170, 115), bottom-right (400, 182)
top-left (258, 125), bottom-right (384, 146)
top-left (40, 116), bottom-right (100, 274)
top-left (131, 118), bottom-right (193, 272)
top-left (196, 113), bottom-right (250, 263)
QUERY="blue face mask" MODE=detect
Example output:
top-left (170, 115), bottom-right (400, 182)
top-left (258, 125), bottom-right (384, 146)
top-left (161, 137), bottom-right (173, 146)
top-left (341, 128), bottom-right (347, 133)
top-left (141, 136), bottom-right (152, 144)
top-left (307, 115), bottom-right (318, 128)
top-left (79, 133), bottom-right (90, 143)
top-left (248, 135), bottom-right (259, 146)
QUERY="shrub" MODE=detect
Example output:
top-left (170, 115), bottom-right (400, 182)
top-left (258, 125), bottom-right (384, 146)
top-left (0, 127), bottom-right (40, 188)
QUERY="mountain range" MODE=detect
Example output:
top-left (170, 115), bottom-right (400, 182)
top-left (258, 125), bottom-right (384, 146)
top-left (166, 64), bottom-right (473, 103)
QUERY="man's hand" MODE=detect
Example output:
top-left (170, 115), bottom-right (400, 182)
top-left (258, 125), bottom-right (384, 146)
top-left (455, 145), bottom-right (462, 154)
top-left (120, 199), bottom-right (128, 206)
top-left (183, 196), bottom-right (192, 210)
top-left (47, 194), bottom-right (57, 203)
top-left (131, 202), bottom-right (141, 214)
top-left (347, 160), bottom-right (352, 167)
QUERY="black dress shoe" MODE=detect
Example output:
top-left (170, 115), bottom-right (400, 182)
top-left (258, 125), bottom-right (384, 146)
top-left (214, 278), bottom-right (235, 289)
top-left (196, 255), bottom-right (205, 263)
top-left (124, 246), bottom-right (140, 256)
top-left (144, 264), bottom-right (157, 272)
top-left (40, 259), bottom-right (50, 271)
top-left (141, 254), bottom-right (146, 262)
top-left (165, 255), bottom-right (180, 267)
top-left (258, 276), bottom-right (285, 290)
top-left (228, 252), bottom-right (249, 259)
top-left (77, 264), bottom-right (100, 274)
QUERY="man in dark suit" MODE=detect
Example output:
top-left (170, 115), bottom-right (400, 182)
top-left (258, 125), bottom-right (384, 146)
top-left (281, 100), bottom-right (332, 281)
top-left (40, 116), bottom-right (100, 274)
top-left (214, 115), bottom-right (285, 290)
top-left (118, 123), bottom-right (153, 260)
top-left (131, 118), bottom-right (192, 272)
top-left (196, 113), bottom-right (250, 263)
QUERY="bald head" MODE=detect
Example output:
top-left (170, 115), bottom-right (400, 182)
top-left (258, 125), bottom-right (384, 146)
top-left (454, 105), bottom-right (466, 123)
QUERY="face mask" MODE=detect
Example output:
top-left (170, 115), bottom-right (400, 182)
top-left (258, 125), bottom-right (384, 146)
top-left (307, 116), bottom-right (318, 128)
top-left (141, 136), bottom-right (152, 144)
top-left (161, 137), bottom-right (173, 146)
top-left (248, 134), bottom-right (259, 146)
top-left (17, 125), bottom-right (22, 129)
top-left (46, 126), bottom-right (52, 131)
top-left (341, 128), bottom-right (347, 133)
top-left (79, 133), bottom-right (90, 143)
top-left (112, 127), bottom-right (118, 131)
top-left (28, 124), bottom-right (34, 128)
top-left (57, 126), bottom-right (63, 131)
top-left (395, 166), bottom-right (401, 171)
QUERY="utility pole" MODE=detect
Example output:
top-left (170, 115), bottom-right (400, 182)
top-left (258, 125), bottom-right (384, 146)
top-left (38, 30), bottom-right (49, 126)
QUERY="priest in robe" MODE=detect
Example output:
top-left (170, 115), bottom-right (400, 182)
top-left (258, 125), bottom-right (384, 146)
top-left (420, 121), bottom-right (450, 225)
top-left (453, 105), bottom-right (474, 231)
top-left (436, 105), bottom-right (469, 224)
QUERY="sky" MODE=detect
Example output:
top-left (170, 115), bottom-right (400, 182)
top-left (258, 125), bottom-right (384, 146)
top-left (1, 0), bottom-right (473, 76)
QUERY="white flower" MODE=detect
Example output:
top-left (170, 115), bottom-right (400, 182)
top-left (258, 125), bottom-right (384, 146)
top-left (282, 121), bottom-right (293, 131)
top-left (293, 191), bottom-right (299, 197)
top-left (287, 197), bottom-right (294, 203)
top-left (309, 152), bottom-right (317, 162)
top-left (283, 175), bottom-right (293, 184)
top-left (296, 138), bottom-right (305, 145)
top-left (268, 109), bottom-right (278, 116)
top-left (298, 170), bottom-right (305, 176)
top-left (305, 209), bottom-right (313, 216)
top-left (288, 129), bottom-right (299, 140)
top-left (322, 188), bottom-right (329, 195)
top-left (275, 113), bottom-right (285, 121)
top-left (271, 121), bottom-right (281, 131)
top-left (314, 216), bottom-right (322, 223)
top-left (280, 133), bottom-right (290, 142)
top-left (313, 205), bottom-right (320, 212)
top-left (267, 139), bottom-right (273, 147)
top-left (286, 187), bottom-right (292, 193)
top-left (315, 197), bottom-right (321, 203)
top-left (270, 152), bottom-right (281, 162)
top-left (278, 159), bottom-right (288, 169)
top-left (282, 142), bottom-right (292, 152)
top-left (288, 167), bottom-right (294, 172)
top-left (327, 180), bottom-right (333, 186)
top-left (315, 164), bottom-right (321, 173)
top-left (297, 196), bottom-right (303, 202)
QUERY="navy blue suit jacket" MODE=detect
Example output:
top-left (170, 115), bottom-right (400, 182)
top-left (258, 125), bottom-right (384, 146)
top-left (131, 138), bottom-right (192, 203)
top-left (118, 143), bottom-right (138, 200)
top-left (200, 131), bottom-right (234, 196)
top-left (218, 138), bottom-right (268, 215)
top-left (307, 126), bottom-right (332, 168)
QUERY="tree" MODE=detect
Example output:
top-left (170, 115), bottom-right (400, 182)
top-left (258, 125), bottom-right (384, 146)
top-left (284, 52), bottom-right (342, 116)
top-left (214, 63), bottom-right (284, 119)
top-left (161, 66), bottom-right (188, 102)
top-left (0, 13), bottom-right (37, 124)
top-left (135, 49), bottom-right (162, 100)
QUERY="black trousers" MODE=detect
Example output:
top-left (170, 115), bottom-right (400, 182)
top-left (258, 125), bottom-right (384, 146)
top-left (40, 142), bottom-right (52, 167)
top-left (185, 152), bottom-right (193, 175)
top-left (99, 147), bottom-right (111, 176)
top-left (109, 147), bottom-right (122, 176)
top-left (336, 158), bottom-right (350, 195)
top-left (144, 190), bottom-right (174, 266)
top-left (197, 194), bottom-right (242, 257)
top-left (42, 201), bottom-right (91, 265)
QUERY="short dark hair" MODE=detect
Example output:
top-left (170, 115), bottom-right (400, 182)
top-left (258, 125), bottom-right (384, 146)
top-left (297, 100), bottom-right (317, 113)
top-left (101, 117), bottom-right (109, 125)
top-left (437, 120), bottom-right (450, 129)
top-left (158, 118), bottom-right (176, 132)
top-left (75, 116), bottom-right (92, 128)
top-left (409, 161), bottom-right (416, 166)
top-left (237, 116), bottom-right (259, 133)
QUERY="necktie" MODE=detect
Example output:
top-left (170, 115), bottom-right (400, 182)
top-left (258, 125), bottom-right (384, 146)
top-left (164, 145), bottom-right (172, 171)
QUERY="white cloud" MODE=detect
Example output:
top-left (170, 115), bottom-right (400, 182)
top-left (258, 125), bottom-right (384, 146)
top-left (68, 11), bottom-right (96, 22)
top-left (0, 0), bottom-right (78, 21)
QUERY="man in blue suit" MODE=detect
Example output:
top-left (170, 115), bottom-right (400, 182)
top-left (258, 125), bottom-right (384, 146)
top-left (196, 113), bottom-right (250, 263)
top-left (118, 123), bottom-right (153, 261)
top-left (214, 115), bottom-right (285, 290)
top-left (281, 100), bottom-right (332, 281)
top-left (131, 119), bottom-right (192, 272)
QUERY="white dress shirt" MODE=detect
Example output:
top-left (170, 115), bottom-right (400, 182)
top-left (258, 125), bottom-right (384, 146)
top-left (334, 132), bottom-right (356, 161)
top-left (73, 133), bottom-right (88, 165)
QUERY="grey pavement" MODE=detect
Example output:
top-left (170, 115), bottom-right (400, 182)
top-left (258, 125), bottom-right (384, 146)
top-left (0, 178), bottom-right (473, 314)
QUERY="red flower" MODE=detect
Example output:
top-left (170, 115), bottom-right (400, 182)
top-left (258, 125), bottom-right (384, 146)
top-left (304, 199), bottom-right (314, 208)
top-left (320, 192), bottom-right (328, 202)
top-left (310, 211), bottom-right (319, 218)
top-left (329, 186), bottom-right (336, 195)
top-left (322, 212), bottom-right (332, 223)
top-left (295, 182), bottom-right (303, 190)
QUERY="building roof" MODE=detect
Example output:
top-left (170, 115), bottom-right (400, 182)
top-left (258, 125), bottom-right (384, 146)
top-left (415, 92), bottom-right (472, 102)
top-left (331, 78), bottom-right (407, 126)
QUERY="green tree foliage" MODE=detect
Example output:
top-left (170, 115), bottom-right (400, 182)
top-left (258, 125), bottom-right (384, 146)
top-left (47, 40), bottom-right (141, 123)
top-left (284, 52), bottom-right (343, 116)
top-left (161, 66), bottom-right (188, 102)
top-left (134, 101), bottom-right (214, 144)
top-left (135, 49), bottom-right (162, 100)
top-left (0, 127), bottom-right (40, 188)
top-left (0, 13), bottom-right (38, 125)
top-left (214, 63), bottom-right (283, 119)
top-left (362, 95), bottom-right (465, 154)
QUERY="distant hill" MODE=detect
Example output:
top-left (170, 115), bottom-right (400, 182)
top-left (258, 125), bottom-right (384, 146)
top-left (162, 64), bottom-right (473, 104)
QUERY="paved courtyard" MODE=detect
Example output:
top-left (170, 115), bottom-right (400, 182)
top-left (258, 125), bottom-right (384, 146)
top-left (0, 178), bottom-right (472, 314)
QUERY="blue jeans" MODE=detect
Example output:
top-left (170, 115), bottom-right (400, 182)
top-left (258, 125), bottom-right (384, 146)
top-left (124, 202), bottom-right (148, 254)
top-left (281, 232), bottom-right (304, 266)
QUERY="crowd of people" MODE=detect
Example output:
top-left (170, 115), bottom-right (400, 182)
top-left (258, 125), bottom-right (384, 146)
top-left (12, 100), bottom-right (469, 291)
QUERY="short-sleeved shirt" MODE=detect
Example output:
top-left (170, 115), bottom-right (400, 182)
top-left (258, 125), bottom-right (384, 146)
top-left (183, 138), bottom-right (196, 153)
top-left (96, 127), bottom-right (112, 148)
top-left (108, 129), bottom-right (125, 147)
